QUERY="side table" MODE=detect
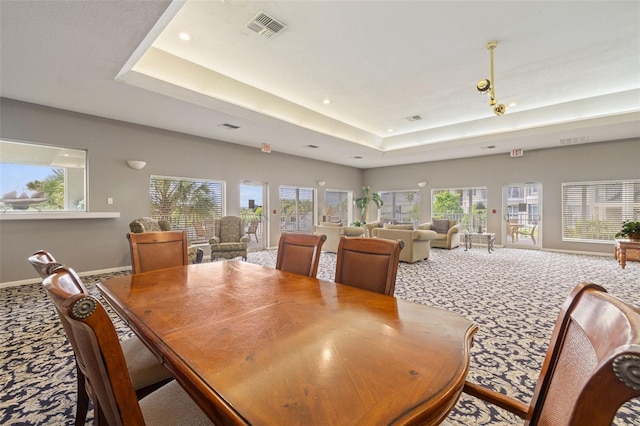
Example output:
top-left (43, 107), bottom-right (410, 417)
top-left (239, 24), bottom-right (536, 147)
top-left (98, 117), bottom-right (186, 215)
top-left (465, 232), bottom-right (495, 253)
top-left (614, 239), bottom-right (640, 269)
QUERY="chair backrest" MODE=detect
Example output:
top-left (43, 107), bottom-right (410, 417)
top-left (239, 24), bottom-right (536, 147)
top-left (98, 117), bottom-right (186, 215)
top-left (193, 218), bottom-right (215, 239)
top-left (28, 250), bottom-right (63, 279)
top-left (247, 220), bottom-right (259, 233)
top-left (275, 232), bottom-right (326, 278)
top-left (527, 283), bottom-right (640, 425)
top-left (129, 217), bottom-right (171, 233)
top-left (215, 216), bottom-right (244, 243)
top-left (334, 237), bottom-right (404, 296)
top-left (127, 230), bottom-right (189, 274)
top-left (42, 267), bottom-right (145, 425)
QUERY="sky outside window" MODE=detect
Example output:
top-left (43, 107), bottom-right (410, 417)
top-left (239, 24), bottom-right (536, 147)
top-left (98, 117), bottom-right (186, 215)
top-left (1, 163), bottom-right (57, 197)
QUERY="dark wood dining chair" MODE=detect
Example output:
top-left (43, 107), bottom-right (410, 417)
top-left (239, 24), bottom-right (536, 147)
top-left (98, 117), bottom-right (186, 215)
top-left (42, 266), bottom-right (213, 425)
top-left (28, 254), bottom-right (173, 426)
top-left (334, 236), bottom-right (404, 296)
top-left (27, 249), bottom-right (63, 279)
top-left (462, 283), bottom-right (640, 425)
top-left (275, 232), bottom-right (327, 278)
top-left (127, 230), bottom-right (189, 274)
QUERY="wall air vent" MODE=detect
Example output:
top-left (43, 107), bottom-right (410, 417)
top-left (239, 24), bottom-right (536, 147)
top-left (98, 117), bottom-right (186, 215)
top-left (559, 136), bottom-right (589, 145)
top-left (246, 11), bottom-right (286, 39)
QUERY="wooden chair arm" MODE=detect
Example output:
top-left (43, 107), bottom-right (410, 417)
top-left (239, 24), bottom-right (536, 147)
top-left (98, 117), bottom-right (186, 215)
top-left (463, 381), bottom-right (530, 419)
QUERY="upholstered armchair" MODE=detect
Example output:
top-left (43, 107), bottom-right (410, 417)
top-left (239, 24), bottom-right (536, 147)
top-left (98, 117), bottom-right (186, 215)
top-left (209, 216), bottom-right (249, 261)
top-left (364, 221), bottom-right (383, 238)
top-left (372, 224), bottom-right (437, 263)
top-left (417, 220), bottom-right (464, 249)
top-left (129, 217), bottom-right (203, 264)
top-left (313, 223), bottom-right (365, 253)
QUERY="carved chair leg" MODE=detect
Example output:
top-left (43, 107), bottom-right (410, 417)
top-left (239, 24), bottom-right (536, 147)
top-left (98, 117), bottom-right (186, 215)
top-left (74, 363), bottom-right (89, 426)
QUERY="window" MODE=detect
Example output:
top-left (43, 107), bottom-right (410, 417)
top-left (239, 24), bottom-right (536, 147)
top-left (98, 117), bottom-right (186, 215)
top-left (562, 180), bottom-right (640, 242)
top-left (432, 187), bottom-right (488, 230)
top-left (325, 190), bottom-right (352, 225)
top-left (149, 175), bottom-right (224, 240)
top-left (0, 140), bottom-right (86, 211)
top-left (279, 186), bottom-right (315, 232)
top-left (379, 190), bottom-right (420, 223)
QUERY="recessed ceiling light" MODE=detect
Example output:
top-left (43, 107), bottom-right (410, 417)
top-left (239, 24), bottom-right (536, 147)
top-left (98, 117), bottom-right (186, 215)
top-left (179, 32), bottom-right (191, 41)
top-left (322, 99), bottom-right (331, 105)
top-left (509, 102), bottom-right (517, 108)
top-left (387, 128), bottom-right (394, 133)
top-left (306, 144), bottom-right (319, 149)
top-left (352, 156), bottom-right (363, 159)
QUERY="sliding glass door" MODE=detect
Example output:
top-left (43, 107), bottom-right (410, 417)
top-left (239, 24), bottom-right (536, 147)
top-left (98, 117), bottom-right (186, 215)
top-left (503, 182), bottom-right (542, 249)
top-left (279, 186), bottom-right (315, 233)
top-left (240, 182), bottom-right (266, 250)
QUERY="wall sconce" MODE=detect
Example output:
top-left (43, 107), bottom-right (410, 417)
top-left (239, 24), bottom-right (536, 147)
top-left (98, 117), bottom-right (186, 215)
top-left (126, 160), bottom-right (147, 170)
top-left (417, 181), bottom-right (428, 188)
top-left (317, 181), bottom-right (326, 187)
top-left (477, 40), bottom-right (506, 116)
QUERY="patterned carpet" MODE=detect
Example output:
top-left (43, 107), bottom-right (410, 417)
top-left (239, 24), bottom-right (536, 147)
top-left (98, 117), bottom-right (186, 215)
top-left (2, 247), bottom-right (639, 425)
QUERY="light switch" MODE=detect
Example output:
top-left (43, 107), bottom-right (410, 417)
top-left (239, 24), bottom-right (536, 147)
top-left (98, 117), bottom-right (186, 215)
top-left (107, 197), bottom-right (113, 205)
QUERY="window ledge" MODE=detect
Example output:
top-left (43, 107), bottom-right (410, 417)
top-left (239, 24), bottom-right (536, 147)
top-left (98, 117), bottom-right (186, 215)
top-left (0, 212), bottom-right (120, 220)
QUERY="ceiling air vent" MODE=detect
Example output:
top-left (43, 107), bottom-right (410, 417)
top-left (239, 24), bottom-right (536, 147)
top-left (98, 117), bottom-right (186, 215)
top-left (246, 11), bottom-right (286, 39)
top-left (219, 123), bottom-right (240, 130)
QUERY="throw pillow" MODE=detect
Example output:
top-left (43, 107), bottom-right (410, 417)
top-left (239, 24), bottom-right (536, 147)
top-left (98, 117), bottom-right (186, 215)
top-left (432, 219), bottom-right (450, 234)
top-left (321, 222), bottom-right (341, 226)
top-left (2, 191), bottom-right (17, 199)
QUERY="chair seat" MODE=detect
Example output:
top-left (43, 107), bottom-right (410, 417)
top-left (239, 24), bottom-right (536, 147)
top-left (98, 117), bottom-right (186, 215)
top-left (139, 381), bottom-right (212, 425)
top-left (210, 242), bottom-right (248, 251)
top-left (121, 337), bottom-right (172, 390)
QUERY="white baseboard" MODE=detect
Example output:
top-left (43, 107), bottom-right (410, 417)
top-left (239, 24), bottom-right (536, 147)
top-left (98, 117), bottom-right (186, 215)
top-left (1, 266), bottom-right (132, 290)
top-left (542, 248), bottom-right (614, 257)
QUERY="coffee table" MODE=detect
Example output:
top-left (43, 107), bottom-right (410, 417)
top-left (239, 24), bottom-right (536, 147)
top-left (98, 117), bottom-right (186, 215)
top-left (464, 232), bottom-right (495, 253)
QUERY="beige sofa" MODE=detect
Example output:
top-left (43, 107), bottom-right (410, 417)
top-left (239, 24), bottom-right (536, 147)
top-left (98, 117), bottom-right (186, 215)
top-left (313, 223), bottom-right (365, 252)
top-left (417, 220), bottom-right (464, 249)
top-left (371, 224), bottom-right (437, 263)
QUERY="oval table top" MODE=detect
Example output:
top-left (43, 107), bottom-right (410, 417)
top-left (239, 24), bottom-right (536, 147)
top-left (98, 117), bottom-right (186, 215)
top-left (98, 260), bottom-right (477, 425)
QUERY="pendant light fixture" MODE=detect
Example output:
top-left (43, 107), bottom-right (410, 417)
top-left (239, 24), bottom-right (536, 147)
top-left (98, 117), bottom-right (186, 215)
top-left (477, 41), bottom-right (506, 116)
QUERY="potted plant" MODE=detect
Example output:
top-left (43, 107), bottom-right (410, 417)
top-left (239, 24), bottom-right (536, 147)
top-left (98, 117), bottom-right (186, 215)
top-left (615, 220), bottom-right (640, 240)
top-left (354, 186), bottom-right (383, 224)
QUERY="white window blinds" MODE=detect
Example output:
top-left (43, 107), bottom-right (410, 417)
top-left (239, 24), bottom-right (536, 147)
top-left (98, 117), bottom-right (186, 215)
top-left (325, 190), bottom-right (351, 225)
top-left (150, 175), bottom-right (224, 240)
top-left (279, 186), bottom-right (315, 232)
top-left (562, 180), bottom-right (640, 242)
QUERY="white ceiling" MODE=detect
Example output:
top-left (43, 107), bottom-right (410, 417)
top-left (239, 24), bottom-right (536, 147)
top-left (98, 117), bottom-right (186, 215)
top-left (1, 0), bottom-right (639, 169)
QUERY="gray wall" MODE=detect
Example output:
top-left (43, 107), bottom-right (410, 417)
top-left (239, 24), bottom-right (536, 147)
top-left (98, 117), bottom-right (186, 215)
top-left (0, 99), bottom-right (362, 282)
top-left (363, 138), bottom-right (639, 254)
top-left (2, 98), bottom-right (639, 283)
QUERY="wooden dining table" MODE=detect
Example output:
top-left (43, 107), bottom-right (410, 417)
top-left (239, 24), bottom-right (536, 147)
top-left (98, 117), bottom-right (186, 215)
top-left (97, 261), bottom-right (477, 425)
